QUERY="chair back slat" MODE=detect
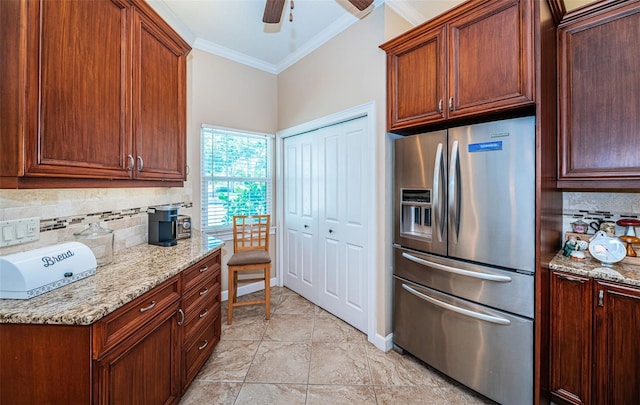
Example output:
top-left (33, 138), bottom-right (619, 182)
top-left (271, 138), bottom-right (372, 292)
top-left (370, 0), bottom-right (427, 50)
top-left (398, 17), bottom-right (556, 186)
top-left (232, 215), bottom-right (270, 253)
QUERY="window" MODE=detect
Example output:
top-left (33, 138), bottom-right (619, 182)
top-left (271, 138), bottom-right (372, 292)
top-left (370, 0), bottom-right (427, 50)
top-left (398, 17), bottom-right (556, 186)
top-left (201, 126), bottom-right (273, 232)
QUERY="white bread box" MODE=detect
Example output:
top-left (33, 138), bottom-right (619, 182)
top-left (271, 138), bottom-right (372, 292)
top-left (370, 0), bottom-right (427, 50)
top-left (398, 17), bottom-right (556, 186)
top-left (0, 242), bottom-right (97, 299)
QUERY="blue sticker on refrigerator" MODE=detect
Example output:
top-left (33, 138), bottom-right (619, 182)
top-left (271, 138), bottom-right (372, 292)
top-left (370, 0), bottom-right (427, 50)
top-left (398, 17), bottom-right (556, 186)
top-left (468, 141), bottom-right (502, 152)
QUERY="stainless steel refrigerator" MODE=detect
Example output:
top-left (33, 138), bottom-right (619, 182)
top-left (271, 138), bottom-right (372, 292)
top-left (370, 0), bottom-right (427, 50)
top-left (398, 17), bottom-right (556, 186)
top-left (393, 116), bottom-right (535, 405)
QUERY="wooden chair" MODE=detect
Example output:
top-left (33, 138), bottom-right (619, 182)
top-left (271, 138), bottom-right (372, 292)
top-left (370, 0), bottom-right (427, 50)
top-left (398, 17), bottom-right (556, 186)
top-left (226, 215), bottom-right (271, 325)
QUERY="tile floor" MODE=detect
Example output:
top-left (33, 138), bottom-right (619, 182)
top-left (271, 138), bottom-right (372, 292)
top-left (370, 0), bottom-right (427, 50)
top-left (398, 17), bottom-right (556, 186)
top-left (179, 287), bottom-right (494, 405)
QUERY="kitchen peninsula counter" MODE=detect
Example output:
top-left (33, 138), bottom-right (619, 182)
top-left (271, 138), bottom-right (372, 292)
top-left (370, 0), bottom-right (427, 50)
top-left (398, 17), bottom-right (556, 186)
top-left (0, 232), bottom-right (224, 325)
top-left (549, 251), bottom-right (640, 287)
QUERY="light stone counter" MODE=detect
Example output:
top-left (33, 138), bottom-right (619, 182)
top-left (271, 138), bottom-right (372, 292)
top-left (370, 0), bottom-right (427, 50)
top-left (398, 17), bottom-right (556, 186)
top-left (0, 232), bottom-right (224, 325)
top-left (549, 251), bottom-right (640, 287)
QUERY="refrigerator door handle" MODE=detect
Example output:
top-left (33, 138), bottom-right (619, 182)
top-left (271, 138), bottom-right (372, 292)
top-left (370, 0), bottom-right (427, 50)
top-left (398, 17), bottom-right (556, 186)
top-left (448, 140), bottom-right (460, 244)
top-left (401, 252), bottom-right (512, 282)
top-left (433, 143), bottom-right (445, 242)
top-left (402, 283), bottom-right (511, 325)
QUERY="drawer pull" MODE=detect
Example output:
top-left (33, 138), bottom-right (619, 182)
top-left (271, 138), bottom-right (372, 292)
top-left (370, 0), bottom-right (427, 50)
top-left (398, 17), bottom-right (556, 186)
top-left (199, 287), bottom-right (209, 296)
top-left (199, 266), bottom-right (209, 273)
top-left (199, 308), bottom-right (209, 318)
top-left (139, 301), bottom-right (156, 313)
top-left (198, 340), bottom-right (208, 350)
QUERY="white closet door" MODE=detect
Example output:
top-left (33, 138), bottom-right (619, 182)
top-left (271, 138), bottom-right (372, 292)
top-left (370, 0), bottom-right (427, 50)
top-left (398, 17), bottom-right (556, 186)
top-left (317, 117), bottom-right (369, 332)
top-left (283, 133), bottom-right (318, 302)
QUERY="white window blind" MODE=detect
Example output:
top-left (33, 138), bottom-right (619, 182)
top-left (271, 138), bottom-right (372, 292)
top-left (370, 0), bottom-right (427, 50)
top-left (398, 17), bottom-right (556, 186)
top-left (201, 126), bottom-right (273, 232)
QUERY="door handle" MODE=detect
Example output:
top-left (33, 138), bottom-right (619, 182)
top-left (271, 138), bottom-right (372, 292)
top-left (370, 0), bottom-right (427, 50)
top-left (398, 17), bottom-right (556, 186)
top-left (126, 154), bottom-right (135, 171)
top-left (448, 140), bottom-right (460, 244)
top-left (177, 309), bottom-right (185, 326)
top-left (136, 155), bottom-right (144, 172)
top-left (402, 283), bottom-right (510, 325)
top-left (401, 252), bottom-right (511, 282)
top-left (432, 142), bottom-right (445, 242)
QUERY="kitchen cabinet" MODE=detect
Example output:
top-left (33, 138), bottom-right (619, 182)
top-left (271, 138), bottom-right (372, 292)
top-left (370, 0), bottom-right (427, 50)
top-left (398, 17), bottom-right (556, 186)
top-left (380, 0), bottom-right (534, 132)
top-left (557, 1), bottom-right (640, 188)
top-left (550, 272), bottom-right (640, 404)
top-left (180, 251), bottom-right (222, 391)
top-left (0, 0), bottom-right (190, 189)
top-left (0, 250), bottom-right (222, 403)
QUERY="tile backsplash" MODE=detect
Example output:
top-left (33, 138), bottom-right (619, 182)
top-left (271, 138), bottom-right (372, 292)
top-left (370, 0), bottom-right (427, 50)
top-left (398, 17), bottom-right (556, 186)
top-left (563, 191), bottom-right (640, 237)
top-left (0, 185), bottom-right (193, 256)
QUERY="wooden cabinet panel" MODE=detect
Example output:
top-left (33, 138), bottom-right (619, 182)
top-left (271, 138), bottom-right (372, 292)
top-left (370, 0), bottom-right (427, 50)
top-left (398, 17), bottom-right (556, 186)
top-left (550, 271), bottom-right (592, 405)
top-left (132, 8), bottom-right (188, 181)
top-left (593, 281), bottom-right (640, 405)
top-left (558, 2), bottom-right (640, 185)
top-left (380, 0), bottom-right (534, 132)
top-left (95, 301), bottom-right (181, 405)
top-left (25, 0), bottom-right (131, 179)
top-left (449, 0), bottom-right (533, 116)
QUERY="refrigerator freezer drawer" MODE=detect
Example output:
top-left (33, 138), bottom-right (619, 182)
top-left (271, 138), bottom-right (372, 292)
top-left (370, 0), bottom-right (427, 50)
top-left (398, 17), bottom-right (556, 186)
top-left (393, 276), bottom-right (533, 405)
top-left (394, 246), bottom-right (534, 318)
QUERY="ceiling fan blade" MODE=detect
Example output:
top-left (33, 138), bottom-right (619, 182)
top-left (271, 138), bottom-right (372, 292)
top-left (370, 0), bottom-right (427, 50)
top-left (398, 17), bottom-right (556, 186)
top-left (263, 0), bottom-right (286, 24)
top-left (347, 0), bottom-right (374, 11)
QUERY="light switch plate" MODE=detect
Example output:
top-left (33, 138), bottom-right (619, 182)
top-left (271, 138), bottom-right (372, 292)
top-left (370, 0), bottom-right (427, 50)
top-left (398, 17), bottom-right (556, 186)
top-left (0, 217), bottom-right (40, 248)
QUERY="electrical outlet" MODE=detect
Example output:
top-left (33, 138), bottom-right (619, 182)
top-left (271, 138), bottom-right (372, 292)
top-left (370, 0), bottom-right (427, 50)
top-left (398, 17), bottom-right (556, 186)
top-left (0, 217), bottom-right (40, 248)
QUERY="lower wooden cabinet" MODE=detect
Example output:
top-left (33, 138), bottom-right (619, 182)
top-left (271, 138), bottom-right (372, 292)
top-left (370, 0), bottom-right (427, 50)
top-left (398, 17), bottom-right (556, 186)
top-left (0, 250), bottom-right (222, 404)
top-left (550, 272), bottom-right (640, 404)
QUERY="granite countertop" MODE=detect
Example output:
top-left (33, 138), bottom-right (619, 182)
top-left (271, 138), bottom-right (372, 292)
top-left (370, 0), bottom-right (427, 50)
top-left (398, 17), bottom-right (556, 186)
top-left (0, 232), bottom-right (224, 325)
top-left (549, 251), bottom-right (640, 287)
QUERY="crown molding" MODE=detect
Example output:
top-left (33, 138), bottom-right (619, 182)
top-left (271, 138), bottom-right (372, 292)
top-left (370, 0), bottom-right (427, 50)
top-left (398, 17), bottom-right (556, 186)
top-left (146, 0), bottom-right (197, 44)
top-left (193, 39), bottom-right (280, 74)
top-left (384, 0), bottom-right (426, 26)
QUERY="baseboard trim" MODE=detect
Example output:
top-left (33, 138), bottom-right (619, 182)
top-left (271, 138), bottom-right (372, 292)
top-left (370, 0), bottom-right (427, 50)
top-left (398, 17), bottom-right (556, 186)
top-left (222, 277), bottom-right (278, 302)
top-left (370, 332), bottom-right (394, 352)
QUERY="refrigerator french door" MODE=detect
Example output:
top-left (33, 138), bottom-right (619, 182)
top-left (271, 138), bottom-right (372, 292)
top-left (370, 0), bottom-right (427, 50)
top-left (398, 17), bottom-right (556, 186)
top-left (392, 116), bottom-right (536, 405)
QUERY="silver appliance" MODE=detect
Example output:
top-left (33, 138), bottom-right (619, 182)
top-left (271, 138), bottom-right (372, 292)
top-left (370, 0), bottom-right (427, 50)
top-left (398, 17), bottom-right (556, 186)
top-left (393, 116), bottom-right (535, 405)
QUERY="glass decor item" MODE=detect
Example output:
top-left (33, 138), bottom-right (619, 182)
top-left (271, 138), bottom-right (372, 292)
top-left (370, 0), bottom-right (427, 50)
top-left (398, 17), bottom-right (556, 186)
top-left (74, 222), bottom-right (114, 267)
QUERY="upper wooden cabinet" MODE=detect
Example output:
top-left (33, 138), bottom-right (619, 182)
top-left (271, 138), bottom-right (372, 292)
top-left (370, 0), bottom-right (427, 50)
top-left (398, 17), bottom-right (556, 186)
top-left (380, 0), bottom-right (535, 132)
top-left (557, 1), bottom-right (640, 188)
top-left (0, 0), bottom-right (190, 188)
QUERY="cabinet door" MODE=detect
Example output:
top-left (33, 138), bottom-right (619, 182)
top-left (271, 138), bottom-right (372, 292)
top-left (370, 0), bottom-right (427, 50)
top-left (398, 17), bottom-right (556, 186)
top-left (131, 8), bottom-right (189, 181)
top-left (25, 0), bottom-right (131, 179)
top-left (593, 281), bottom-right (640, 405)
top-left (95, 302), bottom-right (181, 405)
top-left (448, 0), bottom-right (533, 117)
top-left (385, 25), bottom-right (446, 130)
top-left (549, 271), bottom-right (592, 405)
top-left (558, 3), bottom-right (640, 183)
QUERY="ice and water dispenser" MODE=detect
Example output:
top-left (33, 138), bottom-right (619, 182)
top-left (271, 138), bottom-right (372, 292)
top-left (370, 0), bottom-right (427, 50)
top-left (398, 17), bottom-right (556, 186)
top-left (399, 188), bottom-right (432, 240)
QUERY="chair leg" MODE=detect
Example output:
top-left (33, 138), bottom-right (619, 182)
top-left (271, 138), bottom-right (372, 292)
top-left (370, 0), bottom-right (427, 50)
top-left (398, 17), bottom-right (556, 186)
top-left (228, 266), bottom-right (234, 325)
top-left (265, 263), bottom-right (270, 320)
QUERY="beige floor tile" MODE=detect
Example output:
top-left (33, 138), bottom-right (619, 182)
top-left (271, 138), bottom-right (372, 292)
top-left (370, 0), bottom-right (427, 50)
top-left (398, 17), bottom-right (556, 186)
top-left (309, 342), bottom-right (371, 385)
top-left (438, 383), bottom-right (496, 404)
top-left (306, 384), bottom-right (377, 405)
top-left (222, 315), bottom-right (268, 340)
top-left (263, 313), bottom-right (314, 342)
top-left (245, 341), bottom-right (311, 384)
top-left (178, 381), bottom-right (241, 405)
top-left (374, 385), bottom-right (448, 405)
top-left (195, 340), bottom-right (260, 382)
top-left (234, 383), bottom-right (307, 405)
top-left (275, 294), bottom-right (317, 315)
top-left (366, 346), bottom-right (442, 387)
top-left (312, 314), bottom-right (365, 343)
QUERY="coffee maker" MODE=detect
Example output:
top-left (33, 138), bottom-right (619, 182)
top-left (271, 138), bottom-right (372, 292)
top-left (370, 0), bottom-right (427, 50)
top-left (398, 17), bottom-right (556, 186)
top-left (148, 205), bottom-right (178, 247)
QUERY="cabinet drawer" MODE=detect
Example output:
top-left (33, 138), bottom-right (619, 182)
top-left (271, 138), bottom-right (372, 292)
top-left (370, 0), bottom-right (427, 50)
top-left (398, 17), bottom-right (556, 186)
top-left (93, 276), bottom-right (181, 356)
top-left (182, 252), bottom-right (221, 291)
top-left (183, 313), bottom-right (220, 389)
top-left (184, 292), bottom-right (220, 344)
top-left (183, 274), bottom-right (220, 320)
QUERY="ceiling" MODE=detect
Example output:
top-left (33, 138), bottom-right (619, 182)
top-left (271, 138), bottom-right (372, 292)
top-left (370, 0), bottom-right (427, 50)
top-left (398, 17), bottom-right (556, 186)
top-left (147, 0), bottom-right (465, 74)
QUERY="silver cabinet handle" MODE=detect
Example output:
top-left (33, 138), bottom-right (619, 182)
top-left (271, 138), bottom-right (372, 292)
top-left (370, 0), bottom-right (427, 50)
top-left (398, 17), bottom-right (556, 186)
top-left (199, 308), bottom-right (209, 318)
top-left (401, 252), bottom-right (511, 282)
top-left (199, 287), bottom-right (209, 296)
top-left (127, 154), bottom-right (135, 171)
top-left (198, 340), bottom-right (209, 350)
top-left (199, 266), bottom-right (209, 273)
top-left (438, 99), bottom-right (443, 113)
top-left (402, 283), bottom-right (510, 325)
top-left (136, 155), bottom-right (144, 172)
top-left (177, 309), bottom-right (185, 325)
top-left (556, 273), bottom-right (585, 283)
top-left (448, 96), bottom-right (454, 111)
top-left (139, 300), bottom-right (156, 313)
top-left (598, 289), bottom-right (604, 307)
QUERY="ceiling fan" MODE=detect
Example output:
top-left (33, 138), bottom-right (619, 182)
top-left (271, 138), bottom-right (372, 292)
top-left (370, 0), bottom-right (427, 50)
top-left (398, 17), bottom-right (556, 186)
top-left (263, 0), bottom-right (374, 24)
